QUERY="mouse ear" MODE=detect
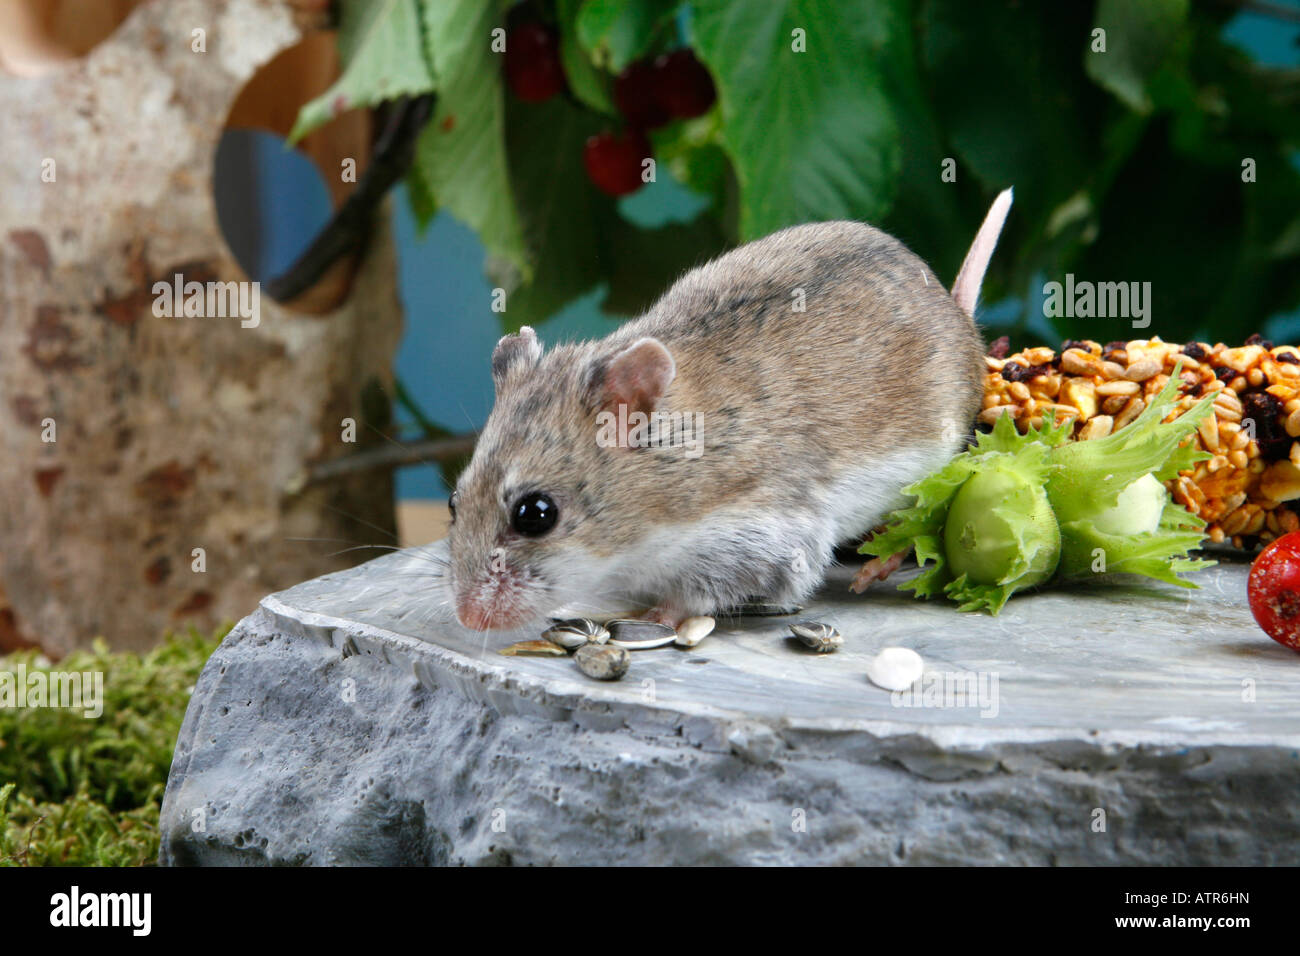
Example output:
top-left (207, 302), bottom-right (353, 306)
top-left (593, 336), bottom-right (676, 418)
top-left (491, 326), bottom-right (543, 387)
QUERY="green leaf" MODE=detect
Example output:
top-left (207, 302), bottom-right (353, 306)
top-left (404, 161), bottom-right (438, 233)
top-left (692, 0), bottom-right (904, 240)
top-left (498, 94), bottom-right (616, 330)
top-left (601, 212), bottom-right (729, 315)
top-left (575, 0), bottom-right (681, 72)
top-left (920, 0), bottom-right (1106, 260)
top-left (1085, 0), bottom-right (1190, 114)
top-left (1046, 366), bottom-right (1214, 524)
top-left (289, 0), bottom-right (435, 143)
top-left (558, 0), bottom-right (616, 113)
top-left (1056, 509), bottom-right (1213, 587)
top-left (414, 0), bottom-right (529, 277)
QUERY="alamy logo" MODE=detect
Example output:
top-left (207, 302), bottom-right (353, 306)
top-left (152, 273), bottom-right (260, 328)
top-left (891, 670), bottom-right (1000, 718)
top-left (0, 663), bottom-right (103, 718)
top-left (595, 404), bottom-right (704, 459)
top-left (1042, 274), bottom-right (1151, 328)
top-left (49, 886), bottom-right (151, 936)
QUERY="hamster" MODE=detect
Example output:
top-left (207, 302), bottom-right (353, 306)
top-left (447, 189), bottom-right (1013, 631)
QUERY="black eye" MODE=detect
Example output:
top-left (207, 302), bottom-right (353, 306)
top-left (448, 491), bottom-right (458, 523)
top-left (511, 492), bottom-right (558, 536)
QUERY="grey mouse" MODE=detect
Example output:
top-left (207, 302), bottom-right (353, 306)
top-left (446, 189), bottom-right (1013, 630)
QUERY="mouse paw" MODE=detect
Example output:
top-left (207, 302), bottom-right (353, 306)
top-left (639, 605), bottom-right (688, 630)
top-left (850, 549), bottom-right (908, 593)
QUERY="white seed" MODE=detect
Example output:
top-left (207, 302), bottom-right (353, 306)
top-left (865, 648), bottom-right (923, 692)
top-left (674, 616), bottom-right (715, 647)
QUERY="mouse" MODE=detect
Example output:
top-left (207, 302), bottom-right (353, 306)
top-left (446, 189), bottom-right (1013, 631)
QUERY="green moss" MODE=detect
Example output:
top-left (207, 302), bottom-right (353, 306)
top-left (0, 628), bottom-right (224, 867)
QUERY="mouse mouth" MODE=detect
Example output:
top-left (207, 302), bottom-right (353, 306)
top-left (454, 568), bottom-right (539, 631)
top-left (455, 599), bottom-right (534, 631)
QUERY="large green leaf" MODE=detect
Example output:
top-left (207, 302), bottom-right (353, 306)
top-left (692, 0), bottom-right (904, 240)
top-left (414, 0), bottom-right (529, 276)
top-left (289, 0), bottom-right (435, 143)
top-left (1085, 0), bottom-right (1190, 114)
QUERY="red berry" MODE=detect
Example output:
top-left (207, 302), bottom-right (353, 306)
top-left (1247, 530), bottom-right (1300, 651)
top-left (613, 59), bottom-right (670, 129)
top-left (654, 49), bottom-right (716, 119)
top-left (504, 22), bottom-right (566, 102)
top-left (583, 129), bottom-right (652, 197)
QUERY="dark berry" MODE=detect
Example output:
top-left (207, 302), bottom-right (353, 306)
top-left (504, 22), bottom-right (566, 102)
top-left (1060, 339), bottom-right (1094, 354)
top-left (1001, 362), bottom-right (1051, 383)
top-left (1278, 352), bottom-right (1300, 365)
top-left (1247, 333), bottom-right (1275, 349)
top-left (1242, 390), bottom-right (1289, 460)
top-left (986, 335), bottom-right (1010, 359)
top-left (613, 59), bottom-right (670, 129)
top-left (1182, 342), bottom-right (1208, 361)
top-left (654, 49), bottom-right (716, 119)
top-left (583, 129), bottom-right (653, 196)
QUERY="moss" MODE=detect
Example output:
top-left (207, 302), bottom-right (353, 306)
top-left (0, 628), bottom-right (224, 866)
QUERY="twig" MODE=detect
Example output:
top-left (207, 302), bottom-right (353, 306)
top-left (289, 433), bottom-right (478, 492)
top-left (265, 93), bottom-right (436, 303)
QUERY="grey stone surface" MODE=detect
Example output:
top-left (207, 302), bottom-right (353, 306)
top-left (159, 541), bottom-right (1300, 865)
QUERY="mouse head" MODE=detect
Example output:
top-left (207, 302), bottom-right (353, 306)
top-left (448, 326), bottom-right (676, 630)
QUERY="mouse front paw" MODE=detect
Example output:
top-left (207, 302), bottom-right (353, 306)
top-left (639, 605), bottom-right (689, 630)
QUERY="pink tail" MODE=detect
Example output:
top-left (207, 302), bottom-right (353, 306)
top-left (951, 187), bottom-right (1013, 316)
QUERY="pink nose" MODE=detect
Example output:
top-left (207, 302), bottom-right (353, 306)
top-left (456, 599), bottom-right (494, 631)
top-left (455, 596), bottom-right (531, 631)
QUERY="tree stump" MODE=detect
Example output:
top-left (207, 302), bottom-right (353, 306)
top-left (0, 0), bottom-right (403, 653)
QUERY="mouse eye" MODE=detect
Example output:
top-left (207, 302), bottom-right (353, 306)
top-left (511, 492), bottom-right (558, 537)
top-left (448, 491), bottom-right (458, 523)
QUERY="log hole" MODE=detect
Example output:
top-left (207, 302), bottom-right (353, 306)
top-left (0, 0), bottom-right (144, 75)
top-left (214, 30), bottom-right (372, 315)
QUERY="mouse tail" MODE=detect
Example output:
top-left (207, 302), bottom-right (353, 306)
top-left (951, 187), bottom-right (1013, 316)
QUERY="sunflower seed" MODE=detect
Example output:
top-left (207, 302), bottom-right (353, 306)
top-left (574, 643), bottom-right (630, 680)
top-left (498, 639), bottom-right (568, 658)
top-left (865, 647), bottom-right (923, 691)
top-left (674, 616), bottom-right (715, 647)
top-left (607, 619), bottom-right (677, 649)
top-left (789, 621), bottom-right (843, 653)
top-left (543, 618), bottom-right (609, 648)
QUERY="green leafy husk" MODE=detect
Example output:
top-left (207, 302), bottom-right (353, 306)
top-left (942, 457), bottom-right (1061, 614)
top-left (861, 365), bottom-right (1217, 612)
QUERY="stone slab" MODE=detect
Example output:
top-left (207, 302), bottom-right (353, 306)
top-left (159, 541), bottom-right (1300, 865)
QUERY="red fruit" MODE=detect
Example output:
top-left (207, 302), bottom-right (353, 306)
top-left (614, 59), bottom-right (670, 129)
top-left (1248, 530), bottom-right (1300, 651)
top-left (504, 22), bottom-right (566, 102)
top-left (655, 49), bottom-right (716, 118)
top-left (583, 129), bottom-right (652, 197)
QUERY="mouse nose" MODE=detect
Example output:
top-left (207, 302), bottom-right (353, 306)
top-left (455, 598), bottom-right (494, 631)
